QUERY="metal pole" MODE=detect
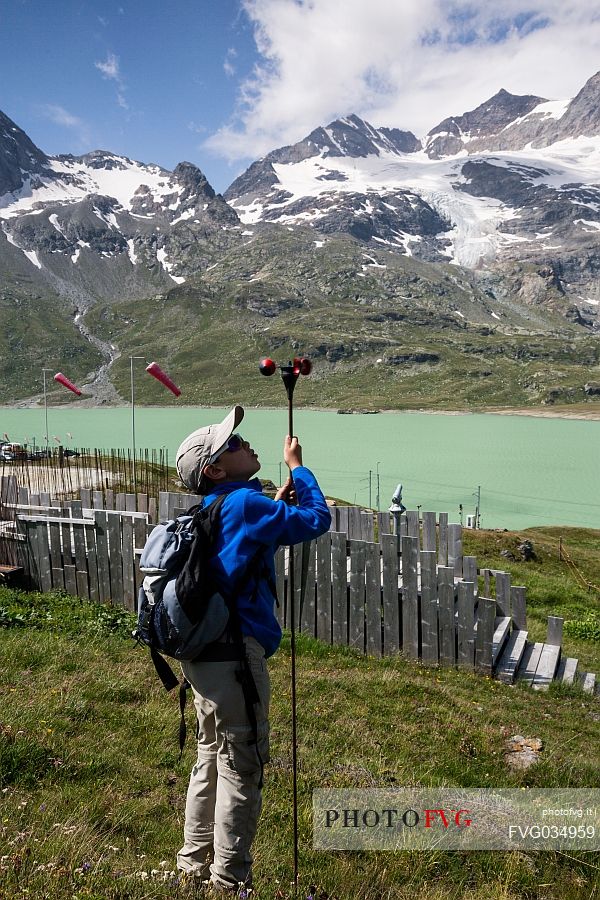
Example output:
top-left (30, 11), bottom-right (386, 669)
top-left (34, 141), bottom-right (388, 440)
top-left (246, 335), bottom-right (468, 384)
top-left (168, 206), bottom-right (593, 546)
top-left (130, 356), bottom-right (145, 491)
top-left (376, 461), bottom-right (381, 512)
top-left (42, 368), bottom-right (52, 453)
top-left (368, 470), bottom-right (372, 508)
top-left (280, 363), bottom-right (299, 891)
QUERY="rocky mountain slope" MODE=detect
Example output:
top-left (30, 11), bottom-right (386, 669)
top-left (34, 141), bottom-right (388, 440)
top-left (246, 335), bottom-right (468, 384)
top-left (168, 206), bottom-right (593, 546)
top-left (0, 72), bottom-right (599, 408)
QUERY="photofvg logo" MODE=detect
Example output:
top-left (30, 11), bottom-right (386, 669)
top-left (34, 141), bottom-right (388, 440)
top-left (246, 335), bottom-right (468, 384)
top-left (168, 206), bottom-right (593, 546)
top-left (313, 789), bottom-right (600, 851)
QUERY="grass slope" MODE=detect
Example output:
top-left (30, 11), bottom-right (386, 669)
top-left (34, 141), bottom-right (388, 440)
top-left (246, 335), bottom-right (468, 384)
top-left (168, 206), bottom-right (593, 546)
top-left (81, 229), bottom-right (600, 411)
top-left (0, 564), bottom-right (599, 900)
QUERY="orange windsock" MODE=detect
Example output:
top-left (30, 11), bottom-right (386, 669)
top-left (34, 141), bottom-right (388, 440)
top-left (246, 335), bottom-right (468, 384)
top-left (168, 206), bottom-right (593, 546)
top-left (145, 362), bottom-right (181, 397)
top-left (54, 373), bottom-right (82, 396)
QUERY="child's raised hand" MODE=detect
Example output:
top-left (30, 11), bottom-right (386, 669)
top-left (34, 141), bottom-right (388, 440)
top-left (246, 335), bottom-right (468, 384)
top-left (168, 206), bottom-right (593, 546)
top-left (283, 435), bottom-right (303, 469)
top-left (275, 476), bottom-right (296, 504)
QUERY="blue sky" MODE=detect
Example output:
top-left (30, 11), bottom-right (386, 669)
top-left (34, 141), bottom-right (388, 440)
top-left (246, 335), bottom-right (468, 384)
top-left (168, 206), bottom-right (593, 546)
top-left (1, 0), bottom-right (258, 190)
top-left (1, 0), bottom-right (599, 193)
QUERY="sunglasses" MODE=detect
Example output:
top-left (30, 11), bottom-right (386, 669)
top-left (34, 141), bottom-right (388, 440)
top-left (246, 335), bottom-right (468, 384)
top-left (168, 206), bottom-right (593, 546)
top-left (208, 433), bottom-right (245, 465)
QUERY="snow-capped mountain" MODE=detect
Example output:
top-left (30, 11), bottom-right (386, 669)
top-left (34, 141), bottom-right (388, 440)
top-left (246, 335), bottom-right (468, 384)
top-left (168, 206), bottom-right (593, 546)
top-left (0, 115), bottom-right (239, 305)
top-left (225, 71), bottom-right (600, 321)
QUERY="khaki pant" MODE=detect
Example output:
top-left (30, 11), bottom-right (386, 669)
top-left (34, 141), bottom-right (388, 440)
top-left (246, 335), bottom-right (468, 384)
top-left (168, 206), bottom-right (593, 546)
top-left (177, 636), bottom-right (270, 891)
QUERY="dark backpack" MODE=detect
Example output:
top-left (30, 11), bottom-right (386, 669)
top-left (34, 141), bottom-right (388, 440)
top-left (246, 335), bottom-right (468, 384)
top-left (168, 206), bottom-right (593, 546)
top-left (133, 494), bottom-right (231, 690)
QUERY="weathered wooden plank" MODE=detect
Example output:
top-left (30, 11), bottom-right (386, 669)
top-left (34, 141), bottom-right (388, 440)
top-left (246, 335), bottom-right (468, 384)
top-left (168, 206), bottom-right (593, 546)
top-left (422, 512), bottom-right (436, 552)
top-left (365, 542), bottom-right (382, 657)
top-left (494, 571), bottom-right (511, 618)
top-left (398, 515), bottom-right (408, 538)
top-left (337, 507), bottom-right (349, 536)
top-left (121, 514), bottom-right (136, 612)
top-left (475, 596), bottom-right (495, 674)
top-left (116, 493), bottom-right (126, 511)
top-left (85, 522), bottom-right (99, 603)
top-left (36, 522), bottom-right (53, 592)
top-left (516, 641), bottom-right (544, 685)
top-left (126, 493), bottom-right (136, 512)
top-left (148, 497), bottom-right (157, 524)
top-left (406, 510), bottom-right (419, 540)
top-left (80, 488), bottom-right (92, 508)
top-left (299, 541), bottom-right (316, 637)
top-left (348, 507), bottom-right (362, 541)
top-left (532, 643), bottom-right (561, 691)
top-left (94, 511), bottom-right (111, 603)
top-left (401, 535), bottom-right (419, 659)
top-left (438, 513), bottom-right (448, 566)
top-left (137, 493), bottom-right (148, 514)
top-left (104, 489), bottom-right (114, 511)
top-left (580, 672), bottom-right (596, 694)
top-left (448, 524), bottom-right (462, 577)
top-left (92, 490), bottom-right (104, 510)
top-left (381, 533), bottom-right (400, 657)
top-left (274, 546), bottom-right (285, 628)
top-left (547, 616), bottom-right (563, 647)
top-left (377, 512), bottom-right (392, 538)
top-left (420, 550), bottom-right (438, 665)
top-left (76, 570), bottom-right (89, 599)
top-left (511, 586), bottom-right (527, 631)
top-left (438, 566), bottom-right (455, 666)
top-left (158, 492), bottom-right (169, 523)
top-left (556, 656), bottom-right (578, 685)
top-left (59, 511), bottom-right (73, 577)
top-left (289, 544), bottom-right (302, 632)
top-left (457, 581), bottom-right (475, 669)
top-left (29, 493), bottom-right (40, 506)
top-left (72, 523), bottom-right (89, 599)
top-left (492, 616), bottom-right (512, 667)
top-left (47, 509), bottom-right (62, 578)
top-left (483, 568), bottom-right (491, 597)
top-left (462, 557), bottom-right (477, 591)
top-left (315, 532), bottom-right (332, 644)
top-left (64, 564), bottom-right (77, 597)
top-left (495, 629), bottom-right (529, 683)
top-left (24, 521), bottom-right (40, 589)
top-left (133, 516), bottom-right (147, 593)
top-left (40, 491), bottom-right (51, 507)
top-left (17, 485), bottom-right (29, 505)
top-left (362, 511), bottom-right (375, 542)
top-left (331, 533), bottom-right (347, 645)
top-left (106, 511), bottom-right (123, 606)
top-left (328, 506), bottom-right (339, 533)
top-left (348, 539), bottom-right (365, 652)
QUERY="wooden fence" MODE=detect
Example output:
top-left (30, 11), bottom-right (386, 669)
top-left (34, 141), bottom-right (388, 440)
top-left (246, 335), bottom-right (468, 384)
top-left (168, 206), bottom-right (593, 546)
top-left (0, 478), bottom-right (597, 697)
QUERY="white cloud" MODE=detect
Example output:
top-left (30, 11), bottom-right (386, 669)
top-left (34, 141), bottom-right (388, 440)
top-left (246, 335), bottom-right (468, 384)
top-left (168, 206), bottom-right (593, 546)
top-left (204, 0), bottom-right (600, 163)
top-left (95, 52), bottom-right (129, 110)
top-left (41, 104), bottom-right (84, 129)
top-left (224, 47), bottom-right (237, 78)
top-left (95, 52), bottom-right (120, 81)
top-left (38, 104), bottom-right (91, 148)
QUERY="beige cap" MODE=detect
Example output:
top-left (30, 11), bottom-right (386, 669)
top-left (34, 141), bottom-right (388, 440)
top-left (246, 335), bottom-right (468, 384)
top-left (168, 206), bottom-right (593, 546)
top-left (176, 405), bottom-right (245, 491)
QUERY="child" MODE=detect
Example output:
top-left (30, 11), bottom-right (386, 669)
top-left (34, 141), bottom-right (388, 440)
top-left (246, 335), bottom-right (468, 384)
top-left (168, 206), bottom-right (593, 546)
top-left (175, 405), bottom-right (331, 892)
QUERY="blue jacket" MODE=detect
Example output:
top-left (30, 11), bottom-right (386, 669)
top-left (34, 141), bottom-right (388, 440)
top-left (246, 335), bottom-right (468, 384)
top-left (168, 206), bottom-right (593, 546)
top-left (201, 466), bottom-right (331, 657)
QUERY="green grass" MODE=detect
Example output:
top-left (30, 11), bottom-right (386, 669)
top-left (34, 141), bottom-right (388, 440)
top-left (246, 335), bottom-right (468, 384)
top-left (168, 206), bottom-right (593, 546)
top-left (0, 581), bottom-right (599, 900)
top-left (461, 526), bottom-right (600, 672)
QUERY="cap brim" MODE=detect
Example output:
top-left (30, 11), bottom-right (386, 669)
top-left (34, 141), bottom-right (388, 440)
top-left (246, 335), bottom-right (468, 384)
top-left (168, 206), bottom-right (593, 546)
top-left (203, 405), bottom-right (245, 471)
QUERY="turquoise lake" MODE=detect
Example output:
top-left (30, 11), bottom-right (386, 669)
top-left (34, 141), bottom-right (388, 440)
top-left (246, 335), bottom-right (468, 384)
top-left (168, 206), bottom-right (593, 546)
top-left (0, 406), bottom-right (598, 531)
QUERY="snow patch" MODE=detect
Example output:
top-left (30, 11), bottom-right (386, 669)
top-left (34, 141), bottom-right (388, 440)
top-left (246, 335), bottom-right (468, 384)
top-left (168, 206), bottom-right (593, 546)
top-left (156, 246), bottom-right (185, 284)
top-left (127, 239), bottom-right (138, 265)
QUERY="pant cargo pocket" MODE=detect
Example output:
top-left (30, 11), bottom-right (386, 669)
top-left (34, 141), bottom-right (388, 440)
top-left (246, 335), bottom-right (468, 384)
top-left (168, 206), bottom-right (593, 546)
top-left (224, 721), bottom-right (269, 775)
